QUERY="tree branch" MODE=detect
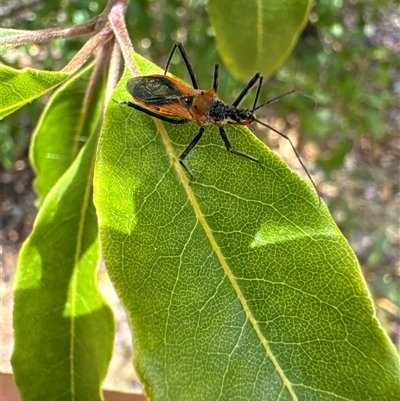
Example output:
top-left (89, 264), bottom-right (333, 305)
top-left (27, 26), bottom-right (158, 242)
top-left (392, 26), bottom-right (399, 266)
top-left (107, 0), bottom-right (139, 77)
top-left (0, 19), bottom-right (98, 46)
top-left (62, 28), bottom-right (112, 73)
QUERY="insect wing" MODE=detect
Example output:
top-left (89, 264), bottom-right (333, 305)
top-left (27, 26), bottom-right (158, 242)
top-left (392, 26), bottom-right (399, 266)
top-left (127, 75), bottom-right (196, 118)
top-left (127, 76), bottom-right (180, 104)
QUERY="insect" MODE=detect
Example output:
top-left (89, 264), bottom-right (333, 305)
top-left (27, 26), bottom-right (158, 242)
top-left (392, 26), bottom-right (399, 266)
top-left (118, 42), bottom-right (317, 194)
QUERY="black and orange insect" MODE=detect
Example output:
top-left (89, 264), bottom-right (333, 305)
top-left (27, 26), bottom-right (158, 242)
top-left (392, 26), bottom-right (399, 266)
top-left (118, 43), bottom-right (316, 193)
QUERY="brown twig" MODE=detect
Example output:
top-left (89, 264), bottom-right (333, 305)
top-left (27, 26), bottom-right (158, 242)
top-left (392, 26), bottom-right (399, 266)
top-left (106, 39), bottom-right (122, 103)
top-left (107, 0), bottom-right (139, 77)
top-left (86, 38), bottom-right (115, 116)
top-left (0, 0), bottom-right (137, 78)
top-left (0, 18), bottom-right (98, 46)
top-left (62, 27), bottom-right (113, 73)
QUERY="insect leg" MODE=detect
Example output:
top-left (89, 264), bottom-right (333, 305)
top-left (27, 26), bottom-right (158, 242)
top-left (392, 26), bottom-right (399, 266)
top-left (164, 43), bottom-right (198, 89)
top-left (116, 100), bottom-right (189, 124)
top-left (218, 127), bottom-right (262, 167)
top-left (212, 63), bottom-right (220, 93)
top-left (179, 127), bottom-right (205, 183)
top-left (251, 75), bottom-right (264, 111)
top-left (232, 73), bottom-right (263, 108)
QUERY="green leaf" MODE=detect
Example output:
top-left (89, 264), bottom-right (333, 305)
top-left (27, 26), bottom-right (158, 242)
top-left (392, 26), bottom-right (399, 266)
top-left (0, 64), bottom-right (71, 119)
top-left (0, 28), bottom-right (27, 54)
top-left (31, 63), bottom-right (105, 207)
top-left (208, 0), bottom-right (312, 80)
top-left (12, 131), bottom-right (114, 401)
top-left (95, 55), bottom-right (399, 400)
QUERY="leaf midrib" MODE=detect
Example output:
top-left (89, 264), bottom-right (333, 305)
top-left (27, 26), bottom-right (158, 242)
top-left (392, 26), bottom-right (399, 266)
top-left (69, 139), bottom-right (97, 400)
top-left (154, 118), bottom-right (298, 400)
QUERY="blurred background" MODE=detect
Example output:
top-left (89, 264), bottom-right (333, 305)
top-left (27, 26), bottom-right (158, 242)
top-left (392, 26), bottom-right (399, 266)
top-left (1, 0), bottom-right (399, 392)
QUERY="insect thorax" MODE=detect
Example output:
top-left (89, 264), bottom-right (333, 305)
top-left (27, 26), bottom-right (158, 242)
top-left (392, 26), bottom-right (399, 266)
top-left (208, 100), bottom-right (254, 124)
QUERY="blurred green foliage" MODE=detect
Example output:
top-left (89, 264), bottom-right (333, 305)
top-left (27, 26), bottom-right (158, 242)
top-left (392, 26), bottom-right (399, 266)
top-left (2, 0), bottom-right (397, 174)
top-left (1, 0), bottom-right (398, 346)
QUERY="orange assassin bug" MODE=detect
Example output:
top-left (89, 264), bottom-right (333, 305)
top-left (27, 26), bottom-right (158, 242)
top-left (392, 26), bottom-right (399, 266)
top-left (118, 43), bottom-right (317, 194)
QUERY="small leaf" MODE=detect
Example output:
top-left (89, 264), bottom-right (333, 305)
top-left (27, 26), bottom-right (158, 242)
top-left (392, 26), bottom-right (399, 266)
top-left (31, 63), bottom-right (105, 206)
top-left (12, 132), bottom-right (114, 401)
top-left (95, 55), bottom-right (400, 400)
top-left (0, 65), bottom-right (71, 119)
top-left (208, 0), bottom-right (312, 79)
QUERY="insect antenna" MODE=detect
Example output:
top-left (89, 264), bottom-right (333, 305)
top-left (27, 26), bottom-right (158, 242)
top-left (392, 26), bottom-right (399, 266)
top-left (254, 117), bottom-right (320, 203)
top-left (252, 90), bottom-right (296, 112)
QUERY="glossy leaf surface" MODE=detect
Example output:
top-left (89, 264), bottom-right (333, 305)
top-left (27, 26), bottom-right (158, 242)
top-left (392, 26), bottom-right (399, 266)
top-left (12, 104), bottom-right (114, 400)
top-left (0, 65), bottom-right (70, 119)
top-left (94, 55), bottom-right (399, 400)
top-left (208, 0), bottom-right (311, 80)
top-left (31, 63), bottom-right (105, 207)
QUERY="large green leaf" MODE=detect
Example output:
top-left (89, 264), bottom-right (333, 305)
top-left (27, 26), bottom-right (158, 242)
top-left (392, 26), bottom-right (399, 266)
top-left (12, 128), bottom-right (114, 401)
top-left (30, 63), bottom-right (105, 207)
top-left (94, 55), bottom-right (399, 400)
top-left (208, 0), bottom-right (311, 80)
top-left (0, 65), bottom-right (71, 119)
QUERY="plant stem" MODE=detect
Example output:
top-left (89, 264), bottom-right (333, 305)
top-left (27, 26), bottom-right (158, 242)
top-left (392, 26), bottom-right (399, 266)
top-left (0, 19), bottom-right (98, 45)
top-left (107, 0), bottom-right (139, 77)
